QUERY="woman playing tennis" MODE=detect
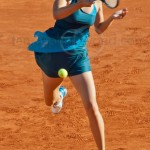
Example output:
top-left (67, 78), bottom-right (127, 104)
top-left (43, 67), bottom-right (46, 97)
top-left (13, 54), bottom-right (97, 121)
top-left (28, 0), bottom-right (127, 149)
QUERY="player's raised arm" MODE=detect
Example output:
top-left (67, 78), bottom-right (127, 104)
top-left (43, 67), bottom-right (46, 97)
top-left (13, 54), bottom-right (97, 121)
top-left (53, 0), bottom-right (96, 20)
top-left (94, 1), bottom-right (104, 34)
top-left (94, 2), bottom-right (128, 34)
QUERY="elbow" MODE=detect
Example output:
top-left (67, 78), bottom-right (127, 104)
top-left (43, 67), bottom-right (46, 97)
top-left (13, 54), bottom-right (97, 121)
top-left (95, 28), bottom-right (103, 35)
top-left (53, 13), bottom-right (60, 20)
top-left (53, 11), bottom-right (63, 20)
top-left (96, 30), bottom-right (103, 34)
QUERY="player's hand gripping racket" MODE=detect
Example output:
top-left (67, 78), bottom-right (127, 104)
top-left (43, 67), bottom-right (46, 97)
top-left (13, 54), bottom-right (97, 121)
top-left (101, 0), bottom-right (119, 9)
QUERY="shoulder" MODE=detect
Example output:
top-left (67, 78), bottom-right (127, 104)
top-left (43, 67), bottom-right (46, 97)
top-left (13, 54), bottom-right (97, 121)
top-left (95, 0), bottom-right (103, 12)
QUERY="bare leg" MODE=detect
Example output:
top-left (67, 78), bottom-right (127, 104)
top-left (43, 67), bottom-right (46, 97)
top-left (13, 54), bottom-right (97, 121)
top-left (69, 71), bottom-right (105, 150)
top-left (41, 71), bottom-right (63, 106)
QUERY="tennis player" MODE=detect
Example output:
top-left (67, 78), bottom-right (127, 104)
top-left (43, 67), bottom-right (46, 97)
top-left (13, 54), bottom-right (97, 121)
top-left (28, 0), bottom-right (127, 149)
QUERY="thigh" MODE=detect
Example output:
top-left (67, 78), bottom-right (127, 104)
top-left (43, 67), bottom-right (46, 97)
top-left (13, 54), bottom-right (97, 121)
top-left (68, 50), bottom-right (91, 77)
top-left (69, 71), bottom-right (98, 110)
top-left (41, 70), bottom-right (63, 105)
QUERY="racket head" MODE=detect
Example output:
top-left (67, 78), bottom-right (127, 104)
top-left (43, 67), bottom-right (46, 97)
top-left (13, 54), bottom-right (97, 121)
top-left (101, 0), bottom-right (120, 9)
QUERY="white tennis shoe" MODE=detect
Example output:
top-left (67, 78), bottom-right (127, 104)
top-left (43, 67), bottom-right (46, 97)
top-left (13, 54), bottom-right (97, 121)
top-left (51, 86), bottom-right (67, 114)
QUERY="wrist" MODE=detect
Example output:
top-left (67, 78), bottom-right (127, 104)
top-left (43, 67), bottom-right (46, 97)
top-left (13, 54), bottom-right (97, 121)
top-left (110, 14), bottom-right (115, 20)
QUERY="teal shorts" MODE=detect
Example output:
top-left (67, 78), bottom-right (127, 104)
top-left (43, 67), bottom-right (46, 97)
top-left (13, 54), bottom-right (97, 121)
top-left (34, 50), bottom-right (91, 78)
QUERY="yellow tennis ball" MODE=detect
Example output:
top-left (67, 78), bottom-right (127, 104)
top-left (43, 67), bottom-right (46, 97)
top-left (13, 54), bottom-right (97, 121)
top-left (58, 68), bottom-right (68, 78)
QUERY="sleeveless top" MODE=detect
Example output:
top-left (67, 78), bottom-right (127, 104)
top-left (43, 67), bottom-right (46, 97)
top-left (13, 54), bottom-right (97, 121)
top-left (28, 0), bottom-right (97, 53)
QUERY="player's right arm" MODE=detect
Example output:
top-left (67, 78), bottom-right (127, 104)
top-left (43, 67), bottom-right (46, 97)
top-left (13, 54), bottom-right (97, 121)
top-left (53, 0), bottom-right (96, 20)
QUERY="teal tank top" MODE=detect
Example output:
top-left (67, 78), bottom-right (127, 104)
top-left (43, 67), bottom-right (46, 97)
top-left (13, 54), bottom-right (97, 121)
top-left (28, 0), bottom-right (97, 53)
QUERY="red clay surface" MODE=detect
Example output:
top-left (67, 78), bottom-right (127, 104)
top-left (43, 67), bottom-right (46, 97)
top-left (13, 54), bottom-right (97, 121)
top-left (0, 0), bottom-right (150, 150)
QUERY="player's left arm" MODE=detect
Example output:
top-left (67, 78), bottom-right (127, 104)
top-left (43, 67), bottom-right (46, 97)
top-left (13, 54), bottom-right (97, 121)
top-left (94, 1), bottom-right (128, 34)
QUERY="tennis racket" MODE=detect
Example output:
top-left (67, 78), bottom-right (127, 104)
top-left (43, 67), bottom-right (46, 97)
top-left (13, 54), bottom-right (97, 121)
top-left (101, 0), bottom-right (119, 9)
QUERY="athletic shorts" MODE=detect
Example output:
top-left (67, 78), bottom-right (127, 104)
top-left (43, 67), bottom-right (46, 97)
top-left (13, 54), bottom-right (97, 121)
top-left (34, 50), bottom-right (91, 78)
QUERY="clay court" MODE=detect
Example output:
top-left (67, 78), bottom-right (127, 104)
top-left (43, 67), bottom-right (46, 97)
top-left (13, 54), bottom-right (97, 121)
top-left (0, 0), bottom-right (150, 149)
